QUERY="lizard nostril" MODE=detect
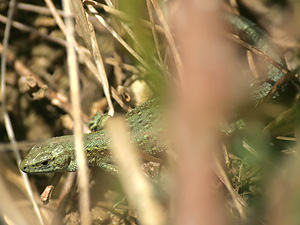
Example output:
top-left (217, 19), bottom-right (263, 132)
top-left (21, 166), bottom-right (27, 172)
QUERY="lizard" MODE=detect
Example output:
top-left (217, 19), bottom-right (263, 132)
top-left (20, 98), bottom-right (165, 173)
top-left (225, 13), bottom-right (288, 104)
top-left (20, 13), bottom-right (290, 173)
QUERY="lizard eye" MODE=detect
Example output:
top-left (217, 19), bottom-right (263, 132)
top-left (41, 160), bottom-right (49, 166)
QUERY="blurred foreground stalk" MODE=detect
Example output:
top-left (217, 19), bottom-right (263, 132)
top-left (170, 1), bottom-right (237, 224)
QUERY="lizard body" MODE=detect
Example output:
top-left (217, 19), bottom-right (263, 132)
top-left (21, 99), bottom-right (165, 173)
top-left (225, 13), bottom-right (286, 103)
top-left (21, 14), bottom-right (288, 173)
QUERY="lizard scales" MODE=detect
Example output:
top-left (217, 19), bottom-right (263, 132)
top-left (20, 99), bottom-right (164, 173)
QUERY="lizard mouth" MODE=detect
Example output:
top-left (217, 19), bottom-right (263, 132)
top-left (20, 154), bottom-right (72, 173)
top-left (20, 160), bottom-right (51, 173)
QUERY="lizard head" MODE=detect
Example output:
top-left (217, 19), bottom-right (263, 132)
top-left (20, 136), bottom-right (73, 173)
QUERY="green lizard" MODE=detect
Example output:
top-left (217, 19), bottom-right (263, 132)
top-left (225, 13), bottom-right (287, 104)
top-left (20, 99), bottom-right (165, 173)
top-left (20, 14), bottom-right (289, 173)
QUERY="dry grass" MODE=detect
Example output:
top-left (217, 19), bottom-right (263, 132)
top-left (1, 0), bottom-right (300, 224)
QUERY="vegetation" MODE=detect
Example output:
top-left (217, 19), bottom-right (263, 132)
top-left (1, 0), bottom-right (300, 224)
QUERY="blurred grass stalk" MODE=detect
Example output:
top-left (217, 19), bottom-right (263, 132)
top-left (107, 117), bottom-right (166, 225)
top-left (265, 141), bottom-right (300, 225)
top-left (1, 0), bottom-right (44, 224)
top-left (62, 0), bottom-right (91, 224)
top-left (169, 0), bottom-right (236, 224)
top-left (264, 109), bottom-right (300, 225)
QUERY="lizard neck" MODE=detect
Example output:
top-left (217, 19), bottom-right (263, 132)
top-left (67, 131), bottom-right (111, 172)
